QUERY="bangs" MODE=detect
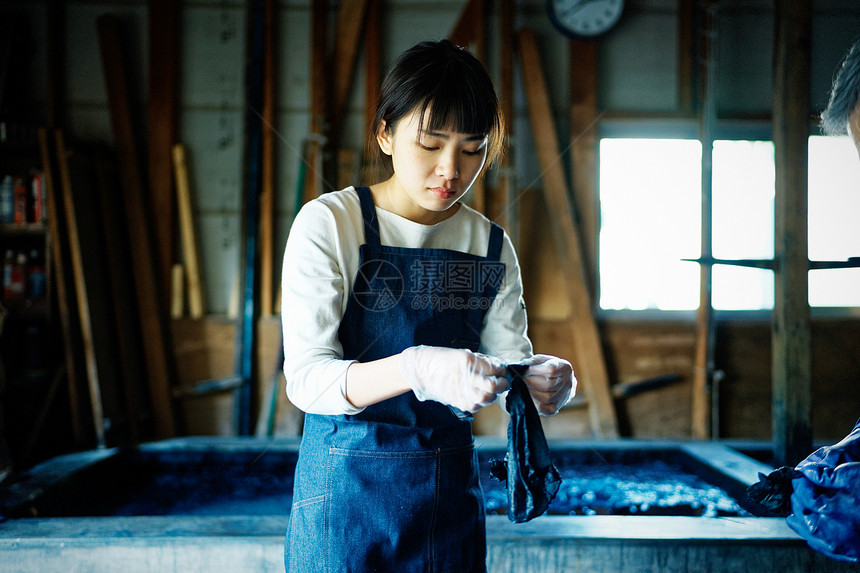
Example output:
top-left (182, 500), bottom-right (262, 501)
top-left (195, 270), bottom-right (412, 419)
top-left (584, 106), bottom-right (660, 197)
top-left (416, 64), bottom-right (499, 138)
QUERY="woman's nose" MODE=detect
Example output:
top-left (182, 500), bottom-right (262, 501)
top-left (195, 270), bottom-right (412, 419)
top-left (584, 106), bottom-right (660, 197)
top-left (436, 151), bottom-right (459, 180)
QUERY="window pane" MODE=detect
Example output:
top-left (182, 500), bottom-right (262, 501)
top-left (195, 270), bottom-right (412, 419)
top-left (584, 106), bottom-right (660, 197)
top-left (711, 140), bottom-right (775, 310)
top-left (808, 136), bottom-right (860, 307)
top-left (598, 138), bottom-right (702, 311)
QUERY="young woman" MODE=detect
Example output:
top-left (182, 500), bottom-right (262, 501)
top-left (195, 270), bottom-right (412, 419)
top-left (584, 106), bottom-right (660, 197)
top-left (281, 39), bottom-right (575, 572)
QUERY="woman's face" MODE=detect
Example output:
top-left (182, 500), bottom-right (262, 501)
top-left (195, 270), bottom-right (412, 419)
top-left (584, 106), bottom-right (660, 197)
top-left (377, 108), bottom-right (488, 224)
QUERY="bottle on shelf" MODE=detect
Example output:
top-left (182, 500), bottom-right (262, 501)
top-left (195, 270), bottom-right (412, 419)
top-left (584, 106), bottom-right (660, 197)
top-left (26, 249), bottom-right (45, 299)
top-left (0, 176), bottom-right (13, 223)
top-left (2, 250), bottom-right (13, 298)
top-left (12, 177), bottom-right (27, 224)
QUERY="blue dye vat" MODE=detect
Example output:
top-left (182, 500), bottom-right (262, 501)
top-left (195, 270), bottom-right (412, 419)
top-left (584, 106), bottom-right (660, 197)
top-left (5, 446), bottom-right (749, 519)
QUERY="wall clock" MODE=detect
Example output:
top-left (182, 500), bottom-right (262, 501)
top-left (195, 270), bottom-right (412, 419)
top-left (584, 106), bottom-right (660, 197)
top-left (547, 0), bottom-right (625, 40)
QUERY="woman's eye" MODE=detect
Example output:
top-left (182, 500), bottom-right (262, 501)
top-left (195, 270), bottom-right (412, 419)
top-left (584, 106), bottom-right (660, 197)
top-left (418, 142), bottom-right (439, 151)
top-left (463, 149), bottom-right (482, 156)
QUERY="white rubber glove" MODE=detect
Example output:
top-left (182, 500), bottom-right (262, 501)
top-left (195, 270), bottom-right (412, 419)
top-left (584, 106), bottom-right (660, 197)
top-left (398, 345), bottom-right (509, 413)
top-left (521, 354), bottom-right (576, 416)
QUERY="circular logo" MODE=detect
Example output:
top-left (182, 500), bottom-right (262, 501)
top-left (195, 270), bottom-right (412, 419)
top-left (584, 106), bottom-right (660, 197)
top-left (353, 259), bottom-right (404, 311)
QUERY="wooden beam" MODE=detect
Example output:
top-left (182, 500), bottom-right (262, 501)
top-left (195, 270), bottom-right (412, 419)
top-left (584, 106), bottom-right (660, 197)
top-left (148, 0), bottom-right (180, 308)
top-left (772, 0), bottom-right (812, 466)
top-left (517, 29), bottom-right (619, 438)
top-left (259, 0), bottom-right (275, 316)
top-left (97, 14), bottom-right (176, 438)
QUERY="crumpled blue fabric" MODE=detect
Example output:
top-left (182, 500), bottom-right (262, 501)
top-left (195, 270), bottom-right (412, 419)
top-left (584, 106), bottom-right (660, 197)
top-left (785, 417), bottom-right (860, 563)
top-left (490, 364), bottom-right (561, 523)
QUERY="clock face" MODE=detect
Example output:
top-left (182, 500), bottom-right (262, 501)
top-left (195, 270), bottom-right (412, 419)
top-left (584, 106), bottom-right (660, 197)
top-left (548, 0), bottom-right (625, 39)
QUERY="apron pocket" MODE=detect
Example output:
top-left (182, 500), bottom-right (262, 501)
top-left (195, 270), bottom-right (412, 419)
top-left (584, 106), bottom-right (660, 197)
top-left (286, 494), bottom-right (327, 573)
top-left (325, 444), bottom-right (484, 572)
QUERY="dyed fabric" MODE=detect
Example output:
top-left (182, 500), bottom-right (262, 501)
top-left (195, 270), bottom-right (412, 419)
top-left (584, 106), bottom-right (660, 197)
top-left (491, 364), bottom-right (561, 523)
top-left (746, 418), bottom-right (860, 563)
top-left (786, 418), bottom-right (860, 563)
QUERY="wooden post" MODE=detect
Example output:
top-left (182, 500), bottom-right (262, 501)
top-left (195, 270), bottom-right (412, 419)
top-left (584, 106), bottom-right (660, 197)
top-left (692, 1), bottom-right (717, 439)
top-left (772, 0), bottom-right (812, 466)
top-left (518, 29), bottom-right (619, 438)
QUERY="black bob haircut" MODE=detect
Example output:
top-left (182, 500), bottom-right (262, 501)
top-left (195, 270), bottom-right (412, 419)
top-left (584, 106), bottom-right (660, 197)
top-left (821, 37), bottom-right (860, 136)
top-left (367, 40), bottom-right (505, 178)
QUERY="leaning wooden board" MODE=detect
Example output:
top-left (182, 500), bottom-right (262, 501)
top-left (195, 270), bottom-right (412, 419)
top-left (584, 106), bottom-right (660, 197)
top-left (517, 29), bottom-right (618, 438)
top-left (97, 14), bottom-right (176, 438)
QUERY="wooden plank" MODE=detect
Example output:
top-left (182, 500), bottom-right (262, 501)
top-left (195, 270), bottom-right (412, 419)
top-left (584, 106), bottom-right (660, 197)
top-left (259, 0), bottom-right (275, 317)
top-left (362, 0), bottom-right (381, 180)
top-left (38, 128), bottom-right (83, 445)
top-left (772, 0), bottom-right (812, 466)
top-left (517, 29), bottom-right (618, 438)
top-left (97, 14), bottom-right (176, 438)
top-left (172, 144), bottom-right (205, 318)
top-left (490, 0), bottom-right (515, 233)
top-left (330, 0), bottom-right (369, 149)
top-left (93, 145), bottom-right (150, 442)
top-left (569, 39), bottom-right (599, 297)
top-left (304, 0), bottom-right (328, 199)
top-left (148, 0), bottom-right (180, 307)
top-left (53, 130), bottom-right (105, 447)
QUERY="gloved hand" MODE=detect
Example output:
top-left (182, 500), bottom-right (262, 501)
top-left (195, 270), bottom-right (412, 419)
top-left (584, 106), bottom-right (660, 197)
top-left (520, 354), bottom-right (575, 416)
top-left (398, 345), bottom-right (509, 412)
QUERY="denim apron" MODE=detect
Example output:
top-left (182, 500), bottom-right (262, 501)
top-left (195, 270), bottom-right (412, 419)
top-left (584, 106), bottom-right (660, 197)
top-left (285, 186), bottom-right (505, 573)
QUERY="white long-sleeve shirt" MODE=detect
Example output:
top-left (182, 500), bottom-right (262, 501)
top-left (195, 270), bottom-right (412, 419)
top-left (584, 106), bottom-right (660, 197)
top-left (280, 186), bottom-right (533, 415)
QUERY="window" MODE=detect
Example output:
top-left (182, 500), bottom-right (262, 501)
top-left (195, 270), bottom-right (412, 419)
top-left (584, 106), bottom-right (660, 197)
top-left (598, 136), bottom-right (860, 312)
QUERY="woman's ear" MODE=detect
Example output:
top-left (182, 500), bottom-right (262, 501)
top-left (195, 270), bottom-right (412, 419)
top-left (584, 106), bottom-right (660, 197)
top-left (376, 120), bottom-right (393, 156)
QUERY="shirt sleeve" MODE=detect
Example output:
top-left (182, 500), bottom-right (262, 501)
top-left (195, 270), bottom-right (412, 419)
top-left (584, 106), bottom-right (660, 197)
top-left (478, 231), bottom-right (533, 363)
top-left (280, 200), bottom-right (364, 415)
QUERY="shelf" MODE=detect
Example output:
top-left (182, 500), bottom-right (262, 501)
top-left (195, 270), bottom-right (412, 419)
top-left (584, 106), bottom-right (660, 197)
top-left (0, 222), bottom-right (48, 236)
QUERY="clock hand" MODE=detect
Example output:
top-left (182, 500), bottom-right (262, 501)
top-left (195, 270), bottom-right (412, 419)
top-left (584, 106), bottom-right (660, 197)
top-left (561, 0), bottom-right (604, 18)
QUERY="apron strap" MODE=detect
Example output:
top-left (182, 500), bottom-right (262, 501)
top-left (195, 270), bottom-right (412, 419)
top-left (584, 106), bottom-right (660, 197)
top-left (356, 186), bottom-right (381, 248)
top-left (487, 222), bottom-right (504, 262)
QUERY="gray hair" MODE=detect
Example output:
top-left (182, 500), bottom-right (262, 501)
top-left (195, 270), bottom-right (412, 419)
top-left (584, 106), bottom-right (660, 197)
top-left (821, 37), bottom-right (860, 136)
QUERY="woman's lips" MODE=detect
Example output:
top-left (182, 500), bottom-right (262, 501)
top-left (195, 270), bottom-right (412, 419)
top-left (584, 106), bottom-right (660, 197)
top-left (430, 187), bottom-right (455, 199)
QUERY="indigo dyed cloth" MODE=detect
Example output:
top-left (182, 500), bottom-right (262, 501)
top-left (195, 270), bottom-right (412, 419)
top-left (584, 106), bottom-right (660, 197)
top-left (491, 364), bottom-right (561, 523)
top-left (747, 417), bottom-right (860, 563)
top-left (785, 418), bottom-right (860, 563)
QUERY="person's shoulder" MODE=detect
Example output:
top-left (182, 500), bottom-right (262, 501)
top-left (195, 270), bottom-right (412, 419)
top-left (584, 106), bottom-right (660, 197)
top-left (292, 186), bottom-right (361, 228)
